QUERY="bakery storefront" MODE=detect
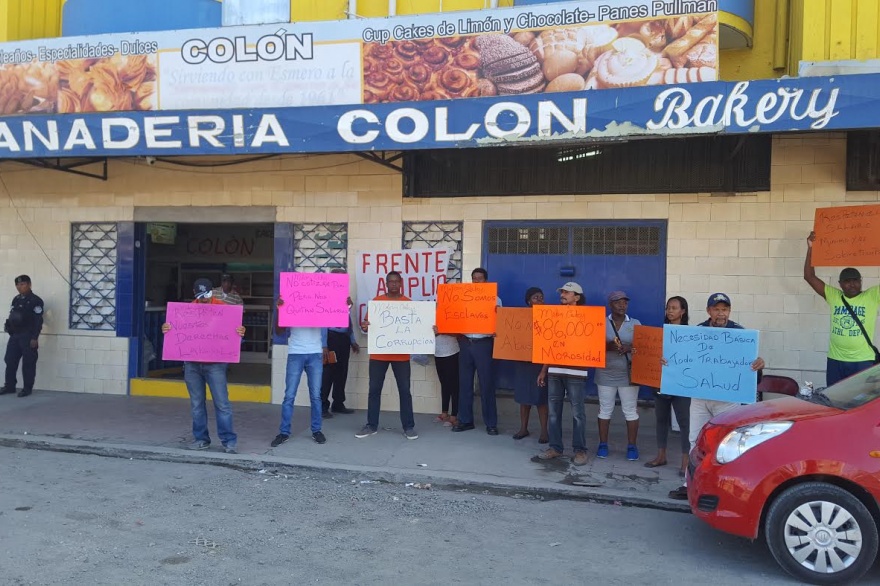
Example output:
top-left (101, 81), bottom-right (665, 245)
top-left (0, 0), bottom-right (876, 404)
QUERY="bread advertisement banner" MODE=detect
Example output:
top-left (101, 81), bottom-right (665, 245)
top-left (0, 0), bottom-right (718, 117)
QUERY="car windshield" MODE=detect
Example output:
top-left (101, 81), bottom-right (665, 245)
top-left (814, 363), bottom-right (880, 409)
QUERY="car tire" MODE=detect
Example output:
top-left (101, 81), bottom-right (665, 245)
top-left (765, 482), bottom-right (879, 585)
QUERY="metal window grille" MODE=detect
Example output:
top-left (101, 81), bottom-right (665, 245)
top-left (402, 221), bottom-right (463, 282)
top-left (294, 223), bottom-right (348, 272)
top-left (487, 226), bottom-right (567, 255)
top-left (70, 223), bottom-right (118, 331)
top-left (573, 226), bottom-right (661, 256)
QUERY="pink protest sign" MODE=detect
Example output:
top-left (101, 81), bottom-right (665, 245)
top-left (162, 302), bottom-right (243, 363)
top-left (278, 272), bottom-right (350, 327)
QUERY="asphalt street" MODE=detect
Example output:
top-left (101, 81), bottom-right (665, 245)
top-left (0, 448), bottom-right (833, 585)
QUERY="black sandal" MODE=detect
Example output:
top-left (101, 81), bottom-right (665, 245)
top-left (513, 431), bottom-right (530, 440)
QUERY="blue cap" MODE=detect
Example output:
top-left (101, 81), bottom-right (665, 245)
top-left (193, 278), bottom-right (214, 300)
top-left (707, 293), bottom-right (731, 307)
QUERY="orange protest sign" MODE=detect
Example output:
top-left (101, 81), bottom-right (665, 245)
top-left (531, 305), bottom-right (605, 368)
top-left (812, 204), bottom-right (880, 266)
top-left (631, 325), bottom-right (663, 388)
top-left (435, 283), bottom-right (498, 334)
top-left (492, 308), bottom-right (533, 361)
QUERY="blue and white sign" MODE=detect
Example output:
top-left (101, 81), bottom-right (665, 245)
top-left (0, 72), bottom-right (872, 159)
top-left (660, 324), bottom-right (759, 404)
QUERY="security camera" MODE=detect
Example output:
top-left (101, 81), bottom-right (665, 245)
top-left (145, 156), bottom-right (156, 166)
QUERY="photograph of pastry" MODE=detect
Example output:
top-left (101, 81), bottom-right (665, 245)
top-left (57, 53), bottom-right (157, 113)
top-left (362, 13), bottom-right (718, 103)
top-left (0, 62), bottom-right (59, 115)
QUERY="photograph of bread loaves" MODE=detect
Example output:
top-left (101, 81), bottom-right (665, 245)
top-left (362, 13), bottom-right (718, 103)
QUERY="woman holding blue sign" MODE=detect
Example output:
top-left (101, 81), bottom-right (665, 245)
top-left (645, 296), bottom-right (691, 477)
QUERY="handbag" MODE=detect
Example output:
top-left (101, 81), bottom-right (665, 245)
top-left (840, 297), bottom-right (880, 364)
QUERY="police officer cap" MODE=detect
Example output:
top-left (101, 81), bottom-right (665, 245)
top-left (14, 275), bottom-right (30, 285)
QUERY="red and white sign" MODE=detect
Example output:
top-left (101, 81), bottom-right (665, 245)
top-left (355, 248), bottom-right (451, 332)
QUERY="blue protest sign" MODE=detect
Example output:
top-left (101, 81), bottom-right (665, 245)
top-left (660, 325), bottom-right (759, 404)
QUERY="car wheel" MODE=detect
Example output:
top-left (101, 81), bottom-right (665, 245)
top-left (765, 482), bottom-right (879, 585)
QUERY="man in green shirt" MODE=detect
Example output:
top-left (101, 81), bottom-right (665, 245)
top-left (804, 232), bottom-right (880, 386)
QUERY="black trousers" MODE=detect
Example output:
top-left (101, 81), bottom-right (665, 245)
top-left (654, 394), bottom-right (691, 453)
top-left (5, 333), bottom-right (38, 391)
top-left (434, 354), bottom-right (460, 416)
top-left (321, 331), bottom-right (351, 410)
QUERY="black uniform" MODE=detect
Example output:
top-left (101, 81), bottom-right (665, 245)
top-left (4, 291), bottom-right (44, 392)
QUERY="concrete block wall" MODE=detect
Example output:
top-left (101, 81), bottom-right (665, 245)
top-left (0, 133), bottom-right (876, 410)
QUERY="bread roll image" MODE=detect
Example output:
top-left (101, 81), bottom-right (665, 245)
top-left (529, 29), bottom-right (591, 80)
top-left (664, 12), bottom-right (717, 59)
top-left (546, 73), bottom-right (587, 93)
top-left (661, 66), bottom-right (716, 84)
top-left (578, 25), bottom-right (619, 72)
top-left (511, 31), bottom-right (535, 47)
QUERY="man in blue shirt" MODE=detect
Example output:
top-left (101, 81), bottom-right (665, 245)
top-left (271, 297), bottom-right (328, 447)
top-left (321, 269), bottom-right (360, 418)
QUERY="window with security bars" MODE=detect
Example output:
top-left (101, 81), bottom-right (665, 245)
top-left (70, 223), bottom-right (118, 331)
top-left (573, 226), bottom-right (661, 256)
top-left (402, 222), bottom-right (463, 282)
top-left (488, 226), bottom-right (567, 255)
top-left (847, 131), bottom-right (880, 190)
top-left (294, 223), bottom-right (348, 272)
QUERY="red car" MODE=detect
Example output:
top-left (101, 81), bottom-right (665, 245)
top-left (689, 365), bottom-right (880, 584)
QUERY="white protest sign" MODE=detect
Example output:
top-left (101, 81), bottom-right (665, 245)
top-left (355, 248), bottom-right (451, 332)
top-left (367, 300), bottom-right (436, 355)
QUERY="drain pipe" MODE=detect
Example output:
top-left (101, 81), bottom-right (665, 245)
top-left (348, 0), bottom-right (357, 18)
top-left (389, 0), bottom-right (397, 17)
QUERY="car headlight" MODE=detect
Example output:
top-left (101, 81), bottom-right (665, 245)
top-left (715, 422), bottom-right (793, 464)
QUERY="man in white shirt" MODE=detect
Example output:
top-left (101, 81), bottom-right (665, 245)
top-left (271, 297), bottom-right (328, 447)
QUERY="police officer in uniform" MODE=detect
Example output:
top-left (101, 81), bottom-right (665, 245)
top-left (1, 275), bottom-right (44, 397)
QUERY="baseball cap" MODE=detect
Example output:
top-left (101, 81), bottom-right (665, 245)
top-left (220, 273), bottom-right (233, 281)
top-left (193, 278), bottom-right (214, 300)
top-left (707, 292), bottom-right (731, 307)
top-left (557, 282), bottom-right (584, 295)
top-left (608, 290), bottom-right (629, 303)
top-left (14, 275), bottom-right (30, 284)
top-left (839, 268), bottom-right (861, 281)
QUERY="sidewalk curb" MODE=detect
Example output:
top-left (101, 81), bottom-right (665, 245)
top-left (0, 433), bottom-right (690, 514)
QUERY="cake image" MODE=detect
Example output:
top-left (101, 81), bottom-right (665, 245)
top-left (360, 12), bottom-right (719, 104)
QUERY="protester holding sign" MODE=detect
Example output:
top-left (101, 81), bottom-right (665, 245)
top-left (356, 271), bottom-right (418, 440)
top-left (513, 287), bottom-right (549, 443)
top-left (321, 269), bottom-right (359, 418)
top-left (433, 327), bottom-right (460, 428)
top-left (595, 291), bottom-right (642, 462)
top-left (537, 282), bottom-right (589, 465)
top-left (804, 231), bottom-right (880, 386)
top-left (644, 296), bottom-right (691, 476)
top-left (270, 297), bottom-right (329, 448)
top-left (161, 278), bottom-right (246, 454)
top-left (668, 293), bottom-right (765, 500)
top-left (451, 268), bottom-right (502, 436)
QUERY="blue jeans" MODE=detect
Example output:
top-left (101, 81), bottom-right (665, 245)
top-left (367, 359), bottom-right (415, 431)
top-left (457, 337), bottom-right (497, 427)
top-left (548, 374), bottom-right (587, 454)
top-left (826, 357), bottom-right (875, 387)
top-left (280, 353), bottom-right (323, 435)
top-left (183, 362), bottom-right (236, 447)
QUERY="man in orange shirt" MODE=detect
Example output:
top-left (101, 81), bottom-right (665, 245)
top-left (161, 278), bottom-right (245, 453)
top-left (356, 271), bottom-right (417, 440)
